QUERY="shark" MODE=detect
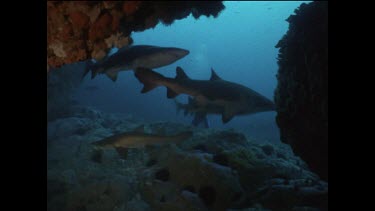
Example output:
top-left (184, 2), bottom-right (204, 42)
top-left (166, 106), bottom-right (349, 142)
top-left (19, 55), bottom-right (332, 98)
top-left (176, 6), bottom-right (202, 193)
top-left (91, 125), bottom-right (193, 149)
top-left (82, 45), bottom-right (190, 82)
top-left (134, 66), bottom-right (276, 123)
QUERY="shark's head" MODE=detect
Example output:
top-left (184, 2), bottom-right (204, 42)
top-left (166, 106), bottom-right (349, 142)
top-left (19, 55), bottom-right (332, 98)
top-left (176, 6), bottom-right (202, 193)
top-left (166, 47), bottom-right (190, 59)
top-left (242, 95), bottom-right (276, 115)
top-left (158, 47), bottom-right (190, 64)
top-left (255, 98), bottom-right (276, 112)
top-left (140, 47), bottom-right (189, 68)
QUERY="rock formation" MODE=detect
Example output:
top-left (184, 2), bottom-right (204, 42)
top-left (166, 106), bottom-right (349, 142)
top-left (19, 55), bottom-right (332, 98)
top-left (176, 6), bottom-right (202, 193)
top-left (274, 1), bottom-right (328, 181)
top-left (47, 106), bottom-right (328, 211)
top-left (47, 1), bottom-right (225, 72)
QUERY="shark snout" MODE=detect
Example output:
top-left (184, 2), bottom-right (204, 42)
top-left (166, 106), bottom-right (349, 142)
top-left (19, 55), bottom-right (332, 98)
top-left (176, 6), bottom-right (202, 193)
top-left (180, 49), bottom-right (190, 57)
top-left (170, 48), bottom-right (190, 58)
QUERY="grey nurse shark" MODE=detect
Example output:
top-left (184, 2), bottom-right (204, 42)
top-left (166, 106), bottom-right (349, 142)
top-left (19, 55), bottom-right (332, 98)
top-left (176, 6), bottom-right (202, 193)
top-left (82, 45), bottom-right (190, 81)
top-left (134, 66), bottom-right (276, 124)
top-left (92, 125), bottom-right (193, 149)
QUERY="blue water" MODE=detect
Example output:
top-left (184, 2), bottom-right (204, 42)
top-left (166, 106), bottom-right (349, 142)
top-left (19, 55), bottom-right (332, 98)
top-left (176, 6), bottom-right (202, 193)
top-left (74, 1), bottom-right (310, 143)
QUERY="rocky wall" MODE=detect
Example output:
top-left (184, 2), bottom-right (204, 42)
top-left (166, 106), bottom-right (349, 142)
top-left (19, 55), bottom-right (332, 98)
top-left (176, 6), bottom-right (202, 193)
top-left (274, 2), bottom-right (328, 181)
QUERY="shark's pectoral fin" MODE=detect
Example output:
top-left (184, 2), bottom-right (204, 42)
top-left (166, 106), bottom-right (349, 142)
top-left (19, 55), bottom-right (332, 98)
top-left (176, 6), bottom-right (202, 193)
top-left (91, 70), bottom-right (98, 79)
top-left (167, 87), bottom-right (179, 98)
top-left (141, 84), bottom-right (158, 93)
top-left (134, 68), bottom-right (162, 93)
top-left (222, 107), bottom-right (236, 123)
top-left (82, 60), bottom-right (94, 81)
top-left (106, 71), bottom-right (119, 82)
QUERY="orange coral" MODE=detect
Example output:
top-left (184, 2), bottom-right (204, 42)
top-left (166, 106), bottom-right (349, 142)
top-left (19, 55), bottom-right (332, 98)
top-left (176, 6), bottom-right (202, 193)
top-left (144, 14), bottom-right (159, 29)
top-left (65, 40), bottom-right (87, 64)
top-left (69, 11), bottom-right (90, 29)
top-left (111, 16), bottom-right (120, 32)
top-left (123, 1), bottom-right (141, 16)
top-left (89, 13), bottom-right (113, 41)
top-left (61, 23), bottom-right (73, 40)
top-left (91, 41), bottom-right (108, 61)
top-left (48, 56), bottom-right (65, 69)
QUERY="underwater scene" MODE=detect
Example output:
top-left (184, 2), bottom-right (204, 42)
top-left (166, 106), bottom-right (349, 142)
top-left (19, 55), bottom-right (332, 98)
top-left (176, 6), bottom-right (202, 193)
top-left (47, 1), bottom-right (328, 211)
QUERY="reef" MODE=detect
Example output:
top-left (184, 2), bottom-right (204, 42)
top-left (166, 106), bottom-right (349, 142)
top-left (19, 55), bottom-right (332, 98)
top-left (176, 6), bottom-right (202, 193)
top-left (47, 1), bottom-right (225, 71)
top-left (274, 2), bottom-right (328, 181)
top-left (47, 106), bottom-right (327, 211)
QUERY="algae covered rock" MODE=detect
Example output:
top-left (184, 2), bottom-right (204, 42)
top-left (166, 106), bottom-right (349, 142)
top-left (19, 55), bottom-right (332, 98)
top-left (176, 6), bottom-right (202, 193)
top-left (274, 1), bottom-right (328, 181)
top-left (142, 147), bottom-right (245, 210)
top-left (47, 108), bottom-right (327, 211)
top-left (48, 117), bottom-right (100, 139)
top-left (65, 175), bottom-right (133, 211)
top-left (179, 128), bottom-right (251, 153)
top-left (212, 147), bottom-right (272, 193)
top-left (125, 196), bottom-right (151, 211)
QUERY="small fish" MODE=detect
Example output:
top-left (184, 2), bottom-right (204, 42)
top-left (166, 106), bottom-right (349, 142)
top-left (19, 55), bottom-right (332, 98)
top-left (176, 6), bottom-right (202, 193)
top-left (91, 125), bottom-right (193, 149)
top-left (82, 45), bottom-right (190, 82)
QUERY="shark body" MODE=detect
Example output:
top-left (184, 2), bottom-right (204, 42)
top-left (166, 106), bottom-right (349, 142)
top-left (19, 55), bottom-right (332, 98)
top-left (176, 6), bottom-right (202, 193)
top-left (135, 67), bottom-right (275, 123)
top-left (175, 97), bottom-right (223, 128)
top-left (82, 45), bottom-right (189, 81)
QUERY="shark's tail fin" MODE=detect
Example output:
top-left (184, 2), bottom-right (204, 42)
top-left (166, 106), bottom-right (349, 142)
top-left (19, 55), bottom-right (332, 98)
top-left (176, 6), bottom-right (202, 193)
top-left (81, 60), bottom-right (95, 82)
top-left (134, 68), bottom-right (165, 93)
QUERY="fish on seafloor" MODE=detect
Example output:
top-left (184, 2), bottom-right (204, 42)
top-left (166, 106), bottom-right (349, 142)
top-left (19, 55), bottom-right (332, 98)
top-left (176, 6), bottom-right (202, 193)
top-left (91, 125), bottom-right (193, 149)
top-left (82, 45), bottom-right (190, 82)
top-left (135, 66), bottom-right (276, 123)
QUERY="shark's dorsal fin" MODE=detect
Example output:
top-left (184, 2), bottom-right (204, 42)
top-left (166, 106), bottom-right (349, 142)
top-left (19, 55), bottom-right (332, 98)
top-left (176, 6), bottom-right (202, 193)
top-left (176, 67), bottom-right (190, 80)
top-left (210, 68), bottom-right (222, 81)
top-left (91, 70), bottom-right (98, 79)
top-left (106, 71), bottom-right (118, 82)
top-left (133, 125), bottom-right (144, 133)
